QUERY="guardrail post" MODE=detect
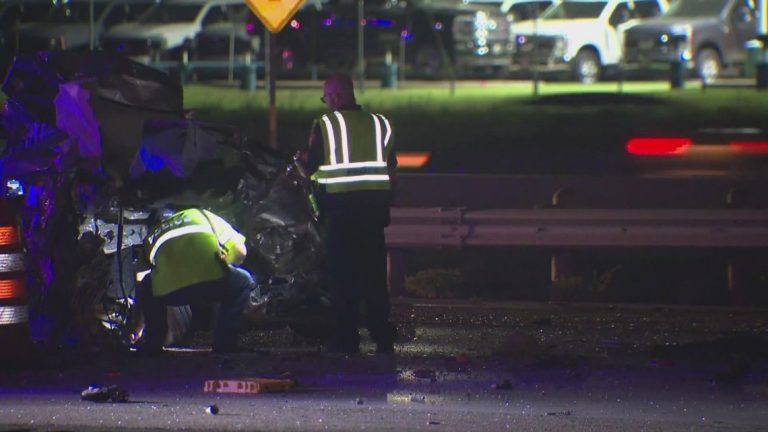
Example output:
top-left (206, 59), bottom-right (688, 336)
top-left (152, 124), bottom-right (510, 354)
top-left (549, 187), bottom-right (574, 301)
top-left (387, 249), bottom-right (406, 298)
top-left (726, 257), bottom-right (749, 306)
top-left (725, 186), bottom-right (753, 305)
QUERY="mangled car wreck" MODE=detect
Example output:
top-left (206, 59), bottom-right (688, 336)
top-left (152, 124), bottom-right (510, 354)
top-left (0, 51), bottom-right (328, 351)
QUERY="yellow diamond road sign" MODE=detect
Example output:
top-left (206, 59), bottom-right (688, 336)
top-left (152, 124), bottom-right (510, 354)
top-left (246, 0), bottom-right (304, 33)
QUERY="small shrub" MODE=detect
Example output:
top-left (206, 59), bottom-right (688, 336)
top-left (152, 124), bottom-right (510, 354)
top-left (550, 266), bottom-right (621, 302)
top-left (405, 268), bottom-right (465, 299)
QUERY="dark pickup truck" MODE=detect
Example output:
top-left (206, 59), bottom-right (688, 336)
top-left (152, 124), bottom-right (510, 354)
top-left (621, 0), bottom-right (758, 83)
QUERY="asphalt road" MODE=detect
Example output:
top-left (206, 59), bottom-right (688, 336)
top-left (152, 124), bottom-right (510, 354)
top-left (1, 300), bottom-right (767, 431)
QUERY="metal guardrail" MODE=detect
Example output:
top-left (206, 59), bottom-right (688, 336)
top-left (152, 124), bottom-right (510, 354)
top-left (386, 174), bottom-right (768, 248)
top-left (386, 207), bottom-right (768, 248)
top-left (383, 174), bottom-right (768, 298)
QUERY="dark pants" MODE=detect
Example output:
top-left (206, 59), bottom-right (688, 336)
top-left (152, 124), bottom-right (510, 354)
top-left (322, 216), bottom-right (396, 352)
top-left (137, 266), bottom-right (255, 352)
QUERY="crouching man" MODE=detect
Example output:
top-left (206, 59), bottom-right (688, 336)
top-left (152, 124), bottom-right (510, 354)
top-left (137, 207), bottom-right (255, 354)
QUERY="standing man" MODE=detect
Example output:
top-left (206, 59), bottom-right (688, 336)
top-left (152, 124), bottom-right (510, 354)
top-left (297, 73), bottom-right (397, 355)
top-left (137, 207), bottom-right (255, 354)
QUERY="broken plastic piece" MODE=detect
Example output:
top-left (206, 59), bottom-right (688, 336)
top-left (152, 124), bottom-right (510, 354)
top-left (203, 377), bottom-right (296, 394)
top-left (80, 384), bottom-right (129, 403)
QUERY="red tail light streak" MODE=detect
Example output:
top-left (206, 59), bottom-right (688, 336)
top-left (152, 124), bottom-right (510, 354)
top-left (625, 137), bottom-right (692, 156)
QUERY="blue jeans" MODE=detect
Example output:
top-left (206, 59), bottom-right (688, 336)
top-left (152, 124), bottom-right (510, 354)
top-left (138, 266), bottom-right (255, 352)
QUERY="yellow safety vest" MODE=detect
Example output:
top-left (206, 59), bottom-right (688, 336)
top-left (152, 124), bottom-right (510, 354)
top-left (145, 209), bottom-right (243, 296)
top-left (310, 110), bottom-right (393, 194)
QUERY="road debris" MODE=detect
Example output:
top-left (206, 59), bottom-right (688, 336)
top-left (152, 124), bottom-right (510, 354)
top-left (491, 379), bottom-right (514, 390)
top-left (203, 377), bottom-right (296, 394)
top-left (80, 384), bottom-right (129, 403)
top-left (206, 404), bottom-right (220, 415)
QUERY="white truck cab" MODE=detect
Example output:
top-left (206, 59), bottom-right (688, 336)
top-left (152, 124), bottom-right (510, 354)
top-left (512, 0), bottom-right (668, 82)
top-left (101, 0), bottom-right (244, 63)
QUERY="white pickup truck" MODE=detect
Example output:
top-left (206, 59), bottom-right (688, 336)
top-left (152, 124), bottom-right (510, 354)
top-left (511, 0), bottom-right (668, 83)
top-left (100, 0), bottom-right (244, 63)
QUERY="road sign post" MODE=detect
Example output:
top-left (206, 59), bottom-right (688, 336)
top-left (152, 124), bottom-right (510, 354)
top-left (245, 0), bottom-right (305, 148)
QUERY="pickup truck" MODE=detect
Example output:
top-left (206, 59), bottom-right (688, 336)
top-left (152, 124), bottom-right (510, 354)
top-left (16, 0), bottom-right (153, 54)
top-left (100, 0), bottom-right (245, 63)
top-left (512, 0), bottom-right (668, 83)
top-left (621, 0), bottom-right (758, 83)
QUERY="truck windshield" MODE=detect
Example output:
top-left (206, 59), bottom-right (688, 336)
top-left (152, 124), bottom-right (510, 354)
top-left (664, 0), bottom-right (725, 17)
top-left (541, 1), bottom-right (607, 19)
top-left (46, 3), bottom-right (109, 24)
top-left (141, 4), bottom-right (203, 24)
top-left (508, 1), bottom-right (551, 21)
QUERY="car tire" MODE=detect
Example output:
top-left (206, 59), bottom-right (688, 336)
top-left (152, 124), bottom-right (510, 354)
top-left (695, 48), bottom-right (721, 85)
top-left (573, 49), bottom-right (601, 84)
top-left (165, 305), bottom-right (192, 346)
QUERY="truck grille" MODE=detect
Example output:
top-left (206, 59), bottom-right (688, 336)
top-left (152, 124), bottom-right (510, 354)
top-left (623, 33), bottom-right (674, 63)
top-left (513, 35), bottom-right (558, 66)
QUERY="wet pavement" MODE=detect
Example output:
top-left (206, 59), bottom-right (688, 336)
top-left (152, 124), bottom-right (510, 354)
top-left (1, 299), bottom-right (768, 431)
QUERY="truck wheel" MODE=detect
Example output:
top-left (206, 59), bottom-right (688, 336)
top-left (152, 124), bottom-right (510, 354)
top-left (573, 49), bottom-right (601, 84)
top-left (696, 48), bottom-right (721, 85)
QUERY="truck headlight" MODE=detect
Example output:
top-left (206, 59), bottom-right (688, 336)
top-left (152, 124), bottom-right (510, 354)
top-left (553, 37), bottom-right (567, 57)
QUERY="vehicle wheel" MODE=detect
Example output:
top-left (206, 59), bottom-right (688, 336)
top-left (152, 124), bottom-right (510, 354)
top-left (696, 48), bottom-right (721, 85)
top-left (165, 305), bottom-right (192, 346)
top-left (572, 49), bottom-right (601, 84)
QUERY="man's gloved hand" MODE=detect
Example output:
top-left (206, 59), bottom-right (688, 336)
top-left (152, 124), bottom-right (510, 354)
top-left (214, 250), bottom-right (229, 270)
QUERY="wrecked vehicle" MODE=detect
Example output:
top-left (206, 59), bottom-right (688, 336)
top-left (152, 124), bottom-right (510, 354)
top-left (0, 51), bottom-right (329, 350)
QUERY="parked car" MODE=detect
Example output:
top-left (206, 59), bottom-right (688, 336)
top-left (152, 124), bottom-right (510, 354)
top-left (16, 0), bottom-right (154, 55)
top-left (512, 0), bottom-right (668, 83)
top-left (0, 0), bottom-right (53, 76)
top-left (101, 0), bottom-right (244, 64)
top-left (621, 0), bottom-right (758, 83)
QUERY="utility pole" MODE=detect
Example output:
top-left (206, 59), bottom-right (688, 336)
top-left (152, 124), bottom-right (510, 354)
top-left (757, 0), bottom-right (768, 88)
top-left (265, 29), bottom-right (277, 148)
top-left (357, 0), bottom-right (365, 93)
top-left (89, 0), bottom-right (95, 50)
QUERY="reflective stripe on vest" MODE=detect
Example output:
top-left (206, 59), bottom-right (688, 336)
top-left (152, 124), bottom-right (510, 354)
top-left (313, 111), bottom-right (393, 193)
top-left (0, 305), bottom-right (28, 325)
top-left (148, 224), bottom-right (213, 265)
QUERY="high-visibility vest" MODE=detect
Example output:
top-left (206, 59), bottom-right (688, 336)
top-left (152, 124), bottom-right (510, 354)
top-left (144, 209), bottom-right (243, 297)
top-left (310, 110), bottom-right (393, 194)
